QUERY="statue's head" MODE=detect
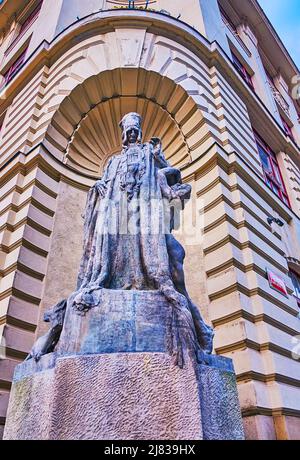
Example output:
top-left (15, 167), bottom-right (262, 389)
top-left (119, 112), bottom-right (142, 146)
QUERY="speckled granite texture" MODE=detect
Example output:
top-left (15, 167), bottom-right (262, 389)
top-left (4, 351), bottom-right (244, 440)
top-left (198, 360), bottom-right (245, 440)
top-left (4, 352), bottom-right (203, 440)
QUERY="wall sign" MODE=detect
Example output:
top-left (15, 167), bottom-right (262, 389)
top-left (267, 269), bottom-right (288, 297)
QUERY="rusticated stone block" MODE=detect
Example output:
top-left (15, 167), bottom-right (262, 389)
top-left (4, 352), bottom-right (203, 440)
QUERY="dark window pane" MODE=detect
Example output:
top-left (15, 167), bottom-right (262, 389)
top-left (257, 145), bottom-right (272, 174)
top-left (290, 271), bottom-right (300, 299)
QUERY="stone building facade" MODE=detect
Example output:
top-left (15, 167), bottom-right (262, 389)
top-left (0, 0), bottom-right (300, 440)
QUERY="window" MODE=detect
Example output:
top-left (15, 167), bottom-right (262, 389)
top-left (1, 49), bottom-right (27, 89)
top-left (232, 52), bottom-right (254, 90)
top-left (254, 131), bottom-right (290, 206)
top-left (219, 4), bottom-right (238, 36)
top-left (289, 271), bottom-right (300, 306)
top-left (266, 71), bottom-right (275, 87)
top-left (5, 1), bottom-right (42, 55)
top-left (218, 3), bottom-right (250, 56)
top-left (0, 112), bottom-right (5, 144)
top-left (281, 116), bottom-right (295, 141)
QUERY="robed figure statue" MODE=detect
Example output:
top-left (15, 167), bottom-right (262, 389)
top-left (27, 113), bottom-right (213, 366)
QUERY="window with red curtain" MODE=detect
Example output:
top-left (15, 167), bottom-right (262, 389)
top-left (1, 49), bottom-right (28, 88)
top-left (232, 52), bottom-right (254, 90)
top-left (5, 1), bottom-right (42, 55)
top-left (254, 131), bottom-right (290, 206)
top-left (281, 116), bottom-right (295, 141)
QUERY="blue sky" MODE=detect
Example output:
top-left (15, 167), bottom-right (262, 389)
top-left (258, 0), bottom-right (300, 68)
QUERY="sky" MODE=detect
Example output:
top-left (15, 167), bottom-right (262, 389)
top-left (258, 0), bottom-right (300, 68)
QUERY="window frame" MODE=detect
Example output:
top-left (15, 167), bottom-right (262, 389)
top-left (219, 4), bottom-right (238, 35)
top-left (280, 116), bottom-right (295, 142)
top-left (0, 110), bottom-right (6, 144)
top-left (1, 48), bottom-right (28, 89)
top-left (254, 131), bottom-right (290, 207)
top-left (4, 1), bottom-right (42, 56)
top-left (0, 114), bottom-right (4, 135)
top-left (231, 52), bottom-right (254, 90)
top-left (289, 270), bottom-right (300, 307)
top-left (266, 70), bottom-right (275, 87)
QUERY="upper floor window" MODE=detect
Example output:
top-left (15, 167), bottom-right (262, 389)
top-left (19, 1), bottom-right (42, 34)
top-left (1, 48), bottom-right (28, 89)
top-left (0, 111), bottom-right (6, 145)
top-left (219, 4), bottom-right (238, 36)
top-left (5, 1), bottom-right (42, 55)
top-left (266, 71), bottom-right (274, 87)
top-left (232, 52), bottom-right (254, 90)
top-left (254, 131), bottom-right (290, 206)
top-left (281, 116), bottom-right (295, 142)
top-left (289, 270), bottom-right (300, 307)
top-left (218, 2), bottom-right (250, 56)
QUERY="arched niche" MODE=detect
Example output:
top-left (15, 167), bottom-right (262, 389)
top-left (45, 68), bottom-right (203, 177)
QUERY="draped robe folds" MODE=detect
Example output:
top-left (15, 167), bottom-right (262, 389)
top-left (64, 143), bottom-right (204, 365)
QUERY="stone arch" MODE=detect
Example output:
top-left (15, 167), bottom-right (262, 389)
top-left (44, 67), bottom-right (207, 176)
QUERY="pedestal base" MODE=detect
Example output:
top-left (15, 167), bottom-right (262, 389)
top-left (3, 352), bottom-right (244, 440)
top-left (4, 352), bottom-right (203, 440)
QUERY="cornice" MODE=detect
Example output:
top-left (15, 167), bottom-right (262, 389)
top-left (251, 0), bottom-right (299, 75)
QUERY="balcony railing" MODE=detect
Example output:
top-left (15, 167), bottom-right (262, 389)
top-left (267, 80), bottom-right (290, 116)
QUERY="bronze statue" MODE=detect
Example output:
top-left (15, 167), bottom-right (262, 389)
top-left (27, 113), bottom-right (213, 365)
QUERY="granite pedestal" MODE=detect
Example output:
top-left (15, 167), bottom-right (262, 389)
top-left (3, 290), bottom-right (244, 440)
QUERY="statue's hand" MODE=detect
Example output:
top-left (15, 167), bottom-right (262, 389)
top-left (150, 137), bottom-right (162, 157)
top-left (94, 180), bottom-right (107, 198)
top-left (171, 183), bottom-right (191, 201)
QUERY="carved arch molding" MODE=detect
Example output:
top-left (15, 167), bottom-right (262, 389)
top-left (45, 68), bottom-right (206, 177)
